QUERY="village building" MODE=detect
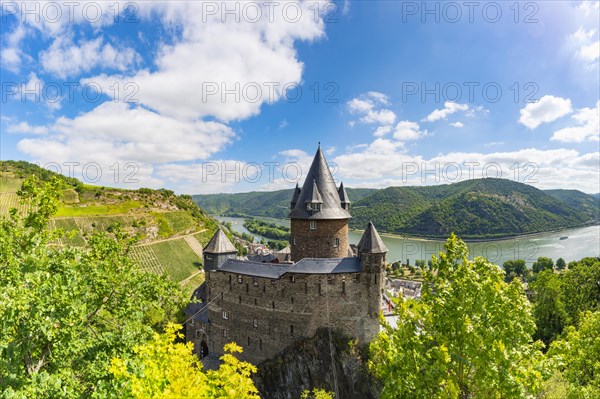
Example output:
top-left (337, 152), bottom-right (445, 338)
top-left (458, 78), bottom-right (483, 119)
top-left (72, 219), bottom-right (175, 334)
top-left (186, 145), bottom-right (390, 364)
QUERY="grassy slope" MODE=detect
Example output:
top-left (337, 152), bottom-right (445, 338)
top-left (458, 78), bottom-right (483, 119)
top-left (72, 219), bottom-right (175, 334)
top-left (0, 161), bottom-right (219, 289)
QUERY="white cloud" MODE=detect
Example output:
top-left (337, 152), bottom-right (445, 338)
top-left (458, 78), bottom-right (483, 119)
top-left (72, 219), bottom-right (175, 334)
top-left (0, 23), bottom-right (29, 73)
top-left (17, 102), bottom-right (234, 166)
top-left (392, 121), bottom-right (427, 141)
top-left (41, 36), bottom-right (138, 79)
top-left (347, 92), bottom-right (396, 126)
top-left (424, 101), bottom-right (469, 122)
top-left (551, 101), bottom-right (600, 143)
top-left (569, 26), bottom-right (600, 65)
top-left (86, 1), bottom-right (328, 122)
top-left (518, 95), bottom-right (573, 129)
top-left (450, 122), bottom-right (464, 128)
top-left (332, 142), bottom-right (599, 192)
top-left (6, 121), bottom-right (49, 135)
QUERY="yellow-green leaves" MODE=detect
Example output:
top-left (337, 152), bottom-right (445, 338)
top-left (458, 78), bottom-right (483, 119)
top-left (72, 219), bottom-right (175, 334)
top-left (110, 324), bottom-right (259, 399)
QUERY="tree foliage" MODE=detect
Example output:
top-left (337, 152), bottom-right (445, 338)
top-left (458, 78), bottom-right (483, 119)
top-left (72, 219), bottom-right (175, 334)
top-left (370, 234), bottom-right (545, 399)
top-left (502, 259), bottom-right (527, 281)
top-left (542, 311), bottom-right (600, 399)
top-left (532, 257), bottom-right (554, 273)
top-left (529, 270), bottom-right (567, 347)
top-left (0, 177), bottom-right (187, 398)
top-left (110, 323), bottom-right (259, 398)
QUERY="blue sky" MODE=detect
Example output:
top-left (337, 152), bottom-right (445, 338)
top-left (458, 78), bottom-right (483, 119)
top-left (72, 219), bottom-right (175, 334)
top-left (1, 0), bottom-right (599, 194)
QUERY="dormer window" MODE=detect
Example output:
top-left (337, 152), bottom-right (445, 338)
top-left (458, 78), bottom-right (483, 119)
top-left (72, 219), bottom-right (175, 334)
top-left (306, 202), bottom-right (321, 211)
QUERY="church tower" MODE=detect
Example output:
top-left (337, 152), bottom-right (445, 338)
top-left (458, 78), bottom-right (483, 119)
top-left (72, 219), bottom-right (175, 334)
top-left (289, 145), bottom-right (351, 262)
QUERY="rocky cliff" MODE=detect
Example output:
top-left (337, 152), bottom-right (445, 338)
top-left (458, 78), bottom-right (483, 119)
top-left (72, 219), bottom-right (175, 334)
top-left (254, 328), bottom-right (380, 399)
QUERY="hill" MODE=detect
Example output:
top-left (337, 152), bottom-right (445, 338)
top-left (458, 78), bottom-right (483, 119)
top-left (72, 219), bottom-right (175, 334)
top-left (193, 187), bottom-right (376, 218)
top-left (544, 189), bottom-right (600, 220)
top-left (0, 161), bottom-right (221, 295)
top-left (194, 178), bottom-right (599, 239)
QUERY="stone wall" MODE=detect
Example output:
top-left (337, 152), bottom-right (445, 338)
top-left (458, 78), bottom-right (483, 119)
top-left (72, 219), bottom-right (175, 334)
top-left (290, 218), bottom-right (349, 261)
top-left (204, 262), bottom-right (382, 364)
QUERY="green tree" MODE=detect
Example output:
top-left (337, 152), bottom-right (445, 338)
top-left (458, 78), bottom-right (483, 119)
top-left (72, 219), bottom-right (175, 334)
top-left (560, 257), bottom-right (600, 326)
top-left (0, 177), bottom-right (187, 398)
top-left (110, 323), bottom-right (259, 398)
top-left (301, 389), bottom-right (335, 399)
top-left (555, 258), bottom-right (566, 270)
top-left (502, 259), bottom-right (527, 281)
top-left (532, 257), bottom-right (554, 273)
top-left (542, 311), bottom-right (600, 399)
top-left (370, 234), bottom-right (545, 399)
top-left (529, 270), bottom-right (567, 347)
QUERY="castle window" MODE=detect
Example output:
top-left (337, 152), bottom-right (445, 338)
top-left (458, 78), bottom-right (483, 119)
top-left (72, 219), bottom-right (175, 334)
top-left (342, 279), bottom-right (346, 294)
top-left (305, 282), bottom-right (308, 294)
top-left (253, 318), bottom-right (258, 328)
top-left (263, 284), bottom-right (266, 293)
top-left (259, 338), bottom-right (263, 350)
top-left (247, 337), bottom-right (251, 347)
top-left (222, 311), bottom-right (229, 320)
top-left (318, 282), bottom-right (322, 296)
top-left (221, 292), bottom-right (224, 300)
top-left (309, 221), bottom-right (317, 230)
top-left (238, 295), bottom-right (242, 304)
top-left (246, 283), bottom-right (249, 293)
top-left (291, 297), bottom-right (294, 304)
top-left (290, 275), bottom-right (295, 283)
top-left (290, 325), bottom-right (294, 336)
top-left (333, 238), bottom-right (339, 247)
top-left (238, 275), bottom-right (243, 284)
top-left (327, 275), bottom-right (335, 284)
top-left (222, 328), bottom-right (228, 338)
top-left (253, 277), bottom-right (259, 286)
top-left (254, 298), bottom-right (257, 306)
top-left (306, 203), bottom-right (321, 211)
top-left (292, 237), bottom-right (296, 245)
top-left (272, 301), bottom-right (275, 309)
top-left (229, 275), bottom-right (232, 286)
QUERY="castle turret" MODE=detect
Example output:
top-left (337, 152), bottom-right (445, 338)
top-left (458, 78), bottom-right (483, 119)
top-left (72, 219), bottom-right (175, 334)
top-left (338, 182), bottom-right (351, 211)
top-left (289, 145), bottom-right (351, 261)
top-left (203, 228), bottom-right (237, 271)
top-left (357, 221), bottom-right (388, 324)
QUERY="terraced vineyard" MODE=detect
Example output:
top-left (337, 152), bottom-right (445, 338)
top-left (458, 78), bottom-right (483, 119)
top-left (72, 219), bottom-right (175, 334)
top-left (50, 219), bottom-right (87, 246)
top-left (130, 245), bottom-right (166, 275)
top-left (0, 193), bottom-right (28, 216)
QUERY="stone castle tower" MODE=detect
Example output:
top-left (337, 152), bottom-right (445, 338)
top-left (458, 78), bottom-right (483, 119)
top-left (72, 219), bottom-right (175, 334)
top-left (289, 145), bottom-right (351, 261)
top-left (186, 145), bottom-right (389, 365)
top-left (202, 228), bottom-right (237, 271)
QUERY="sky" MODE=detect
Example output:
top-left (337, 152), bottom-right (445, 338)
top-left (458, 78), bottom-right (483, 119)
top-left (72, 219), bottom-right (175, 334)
top-left (1, 0), bottom-right (599, 195)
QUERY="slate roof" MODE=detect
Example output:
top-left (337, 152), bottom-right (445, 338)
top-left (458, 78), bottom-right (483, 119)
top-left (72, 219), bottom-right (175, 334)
top-left (338, 182), bottom-right (351, 204)
top-left (218, 259), bottom-right (290, 278)
top-left (290, 183), bottom-right (301, 208)
top-left (288, 146), bottom-right (352, 220)
top-left (357, 222), bottom-right (389, 254)
top-left (203, 228), bottom-right (237, 254)
top-left (217, 256), bottom-right (362, 278)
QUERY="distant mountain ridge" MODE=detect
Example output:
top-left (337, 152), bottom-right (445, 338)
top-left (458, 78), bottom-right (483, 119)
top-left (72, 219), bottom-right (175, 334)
top-left (193, 178), bottom-right (599, 239)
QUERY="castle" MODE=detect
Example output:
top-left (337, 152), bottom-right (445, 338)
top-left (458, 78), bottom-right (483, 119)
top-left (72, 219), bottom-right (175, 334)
top-left (186, 146), bottom-right (389, 364)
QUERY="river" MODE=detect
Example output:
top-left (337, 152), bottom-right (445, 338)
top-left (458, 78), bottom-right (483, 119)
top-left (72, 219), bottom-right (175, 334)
top-left (216, 216), bottom-right (599, 266)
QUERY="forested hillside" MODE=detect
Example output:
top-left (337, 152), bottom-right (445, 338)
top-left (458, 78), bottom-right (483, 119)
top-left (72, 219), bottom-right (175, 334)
top-left (193, 187), bottom-right (376, 218)
top-left (194, 178), bottom-right (599, 239)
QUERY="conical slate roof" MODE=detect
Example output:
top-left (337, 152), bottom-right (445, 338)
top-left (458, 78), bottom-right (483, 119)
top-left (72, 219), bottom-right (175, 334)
top-left (290, 183), bottom-right (301, 208)
top-left (338, 182), bottom-right (350, 204)
top-left (203, 228), bottom-right (237, 254)
top-left (288, 146), bottom-right (352, 220)
top-left (357, 222), bottom-right (388, 254)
